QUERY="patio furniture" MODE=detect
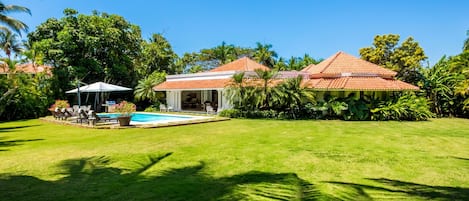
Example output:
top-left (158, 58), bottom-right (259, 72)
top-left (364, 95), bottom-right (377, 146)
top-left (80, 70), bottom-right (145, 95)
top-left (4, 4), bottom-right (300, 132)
top-left (206, 105), bottom-right (214, 114)
top-left (160, 104), bottom-right (167, 112)
top-left (167, 105), bottom-right (174, 112)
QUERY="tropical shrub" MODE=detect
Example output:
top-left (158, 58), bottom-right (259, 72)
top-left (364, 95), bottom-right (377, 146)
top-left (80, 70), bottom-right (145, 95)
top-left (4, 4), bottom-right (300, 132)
top-left (342, 97), bottom-right (369, 120)
top-left (371, 94), bottom-right (434, 121)
top-left (0, 73), bottom-right (54, 121)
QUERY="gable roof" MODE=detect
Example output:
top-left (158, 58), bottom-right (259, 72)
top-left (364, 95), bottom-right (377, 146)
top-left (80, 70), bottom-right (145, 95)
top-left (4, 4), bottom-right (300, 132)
top-left (301, 51), bottom-right (397, 77)
top-left (209, 57), bottom-right (270, 72)
top-left (303, 77), bottom-right (419, 91)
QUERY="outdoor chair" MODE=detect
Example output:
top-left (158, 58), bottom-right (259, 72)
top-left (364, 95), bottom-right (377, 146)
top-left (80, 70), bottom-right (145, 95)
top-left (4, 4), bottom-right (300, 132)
top-left (206, 105), bottom-right (214, 114)
top-left (77, 109), bottom-right (89, 124)
top-left (52, 108), bottom-right (63, 120)
top-left (61, 108), bottom-right (73, 120)
top-left (167, 105), bottom-right (174, 112)
top-left (160, 104), bottom-right (167, 112)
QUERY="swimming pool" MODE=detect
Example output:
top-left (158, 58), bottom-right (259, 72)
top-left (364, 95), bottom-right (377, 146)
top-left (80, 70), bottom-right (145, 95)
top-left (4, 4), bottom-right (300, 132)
top-left (98, 112), bottom-right (209, 125)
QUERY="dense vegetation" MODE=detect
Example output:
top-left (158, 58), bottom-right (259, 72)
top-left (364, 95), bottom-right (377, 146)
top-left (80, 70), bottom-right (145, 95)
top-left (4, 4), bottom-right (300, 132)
top-left (0, 2), bottom-right (468, 121)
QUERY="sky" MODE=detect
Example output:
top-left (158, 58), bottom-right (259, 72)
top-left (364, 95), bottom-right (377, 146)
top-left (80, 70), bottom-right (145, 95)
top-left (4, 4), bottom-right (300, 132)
top-left (7, 0), bottom-right (469, 65)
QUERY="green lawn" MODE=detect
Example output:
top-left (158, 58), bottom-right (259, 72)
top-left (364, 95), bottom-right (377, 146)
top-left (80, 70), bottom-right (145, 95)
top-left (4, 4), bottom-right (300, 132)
top-left (0, 118), bottom-right (468, 200)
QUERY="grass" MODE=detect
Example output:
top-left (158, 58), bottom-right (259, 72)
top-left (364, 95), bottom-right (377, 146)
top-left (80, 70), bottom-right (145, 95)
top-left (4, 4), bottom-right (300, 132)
top-left (0, 118), bottom-right (468, 200)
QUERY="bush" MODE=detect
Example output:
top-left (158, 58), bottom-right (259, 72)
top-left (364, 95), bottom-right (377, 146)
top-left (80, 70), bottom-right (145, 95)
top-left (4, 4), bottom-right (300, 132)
top-left (144, 105), bottom-right (159, 112)
top-left (371, 94), bottom-right (434, 121)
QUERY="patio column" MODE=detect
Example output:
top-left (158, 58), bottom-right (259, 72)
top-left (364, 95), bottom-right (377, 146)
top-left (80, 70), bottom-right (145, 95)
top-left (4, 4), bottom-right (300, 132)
top-left (217, 89), bottom-right (222, 111)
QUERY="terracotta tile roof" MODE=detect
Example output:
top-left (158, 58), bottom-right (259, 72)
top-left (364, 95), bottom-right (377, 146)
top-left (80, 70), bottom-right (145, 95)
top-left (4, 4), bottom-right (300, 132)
top-left (209, 57), bottom-right (270, 72)
top-left (301, 51), bottom-right (397, 77)
top-left (0, 63), bottom-right (53, 75)
top-left (154, 79), bottom-right (232, 90)
top-left (304, 77), bottom-right (419, 91)
top-left (300, 64), bottom-right (315, 72)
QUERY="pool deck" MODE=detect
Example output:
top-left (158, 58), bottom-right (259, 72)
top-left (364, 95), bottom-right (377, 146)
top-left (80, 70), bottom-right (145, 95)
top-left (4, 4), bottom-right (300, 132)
top-left (40, 112), bottom-right (230, 129)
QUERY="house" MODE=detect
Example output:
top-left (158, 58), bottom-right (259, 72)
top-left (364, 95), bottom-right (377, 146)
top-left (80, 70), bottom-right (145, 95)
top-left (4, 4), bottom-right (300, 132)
top-left (0, 63), bottom-right (53, 75)
top-left (153, 57), bottom-right (271, 112)
top-left (302, 51), bottom-right (418, 100)
top-left (154, 51), bottom-right (418, 112)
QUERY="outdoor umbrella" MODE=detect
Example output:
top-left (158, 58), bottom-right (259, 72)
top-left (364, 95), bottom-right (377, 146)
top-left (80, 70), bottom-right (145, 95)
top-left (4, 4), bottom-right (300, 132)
top-left (66, 82), bottom-right (132, 111)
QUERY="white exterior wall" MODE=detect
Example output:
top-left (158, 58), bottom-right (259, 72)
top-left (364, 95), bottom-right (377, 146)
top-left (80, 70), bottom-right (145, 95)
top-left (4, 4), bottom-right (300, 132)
top-left (166, 90), bottom-right (181, 111)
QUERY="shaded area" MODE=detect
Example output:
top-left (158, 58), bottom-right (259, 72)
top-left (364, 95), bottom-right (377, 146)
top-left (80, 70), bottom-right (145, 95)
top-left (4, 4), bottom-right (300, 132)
top-left (0, 125), bottom-right (40, 133)
top-left (326, 178), bottom-right (469, 201)
top-left (0, 137), bottom-right (43, 151)
top-left (0, 153), bottom-right (327, 201)
top-left (451, 156), bottom-right (469, 161)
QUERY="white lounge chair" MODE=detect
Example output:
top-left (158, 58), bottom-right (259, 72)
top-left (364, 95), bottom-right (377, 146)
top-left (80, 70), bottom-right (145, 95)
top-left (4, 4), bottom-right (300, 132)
top-left (159, 104), bottom-right (167, 112)
top-left (167, 105), bottom-right (174, 112)
top-left (206, 105), bottom-right (214, 114)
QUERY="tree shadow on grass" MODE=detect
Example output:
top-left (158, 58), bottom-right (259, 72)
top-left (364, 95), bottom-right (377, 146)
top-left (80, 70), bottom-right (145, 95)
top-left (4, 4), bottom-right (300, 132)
top-left (0, 137), bottom-right (43, 151)
top-left (0, 125), bottom-right (40, 132)
top-left (325, 178), bottom-right (469, 201)
top-left (0, 153), bottom-right (327, 201)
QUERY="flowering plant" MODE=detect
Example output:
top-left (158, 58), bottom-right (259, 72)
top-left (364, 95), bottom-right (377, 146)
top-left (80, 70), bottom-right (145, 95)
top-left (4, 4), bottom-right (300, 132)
top-left (113, 101), bottom-right (136, 116)
top-left (49, 100), bottom-right (70, 111)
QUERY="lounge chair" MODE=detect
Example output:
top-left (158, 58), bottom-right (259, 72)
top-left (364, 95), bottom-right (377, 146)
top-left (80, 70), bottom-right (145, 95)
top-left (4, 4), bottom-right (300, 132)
top-left (160, 104), bottom-right (167, 112)
top-left (77, 109), bottom-right (89, 124)
top-left (61, 108), bottom-right (73, 120)
top-left (167, 105), bottom-right (174, 112)
top-left (206, 105), bottom-right (214, 114)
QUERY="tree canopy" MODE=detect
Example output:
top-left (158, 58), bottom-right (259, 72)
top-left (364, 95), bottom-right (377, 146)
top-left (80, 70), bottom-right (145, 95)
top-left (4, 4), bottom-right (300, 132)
top-left (359, 34), bottom-right (427, 84)
top-left (28, 9), bottom-right (143, 96)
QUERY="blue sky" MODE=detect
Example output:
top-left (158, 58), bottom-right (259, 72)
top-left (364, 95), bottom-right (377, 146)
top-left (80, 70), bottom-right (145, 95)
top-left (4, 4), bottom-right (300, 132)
top-left (8, 0), bottom-right (469, 65)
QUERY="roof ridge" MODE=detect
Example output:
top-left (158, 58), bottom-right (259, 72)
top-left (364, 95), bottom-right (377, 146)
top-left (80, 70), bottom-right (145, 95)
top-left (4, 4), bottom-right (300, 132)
top-left (320, 51), bottom-right (342, 73)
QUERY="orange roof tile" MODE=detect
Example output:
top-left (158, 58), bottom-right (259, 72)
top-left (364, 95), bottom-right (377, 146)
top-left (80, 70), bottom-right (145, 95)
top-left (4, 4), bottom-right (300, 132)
top-left (301, 51), bottom-right (397, 77)
top-left (209, 57), bottom-right (270, 72)
top-left (0, 63), bottom-right (53, 75)
top-left (304, 77), bottom-right (419, 91)
top-left (300, 64), bottom-right (316, 72)
top-left (154, 79), bottom-right (232, 90)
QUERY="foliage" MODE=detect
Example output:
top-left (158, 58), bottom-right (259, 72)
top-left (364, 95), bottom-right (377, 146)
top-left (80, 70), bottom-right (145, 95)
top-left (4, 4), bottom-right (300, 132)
top-left (113, 101), bottom-right (136, 116)
top-left (464, 30), bottom-right (469, 52)
top-left (253, 42), bottom-right (277, 68)
top-left (0, 29), bottom-right (22, 59)
top-left (28, 9), bottom-right (142, 96)
top-left (271, 76), bottom-right (315, 119)
top-left (342, 96), bottom-right (369, 120)
top-left (134, 72), bottom-right (165, 102)
top-left (143, 105), bottom-right (160, 112)
top-left (0, 1), bottom-right (31, 34)
top-left (274, 54), bottom-right (322, 71)
top-left (359, 34), bottom-right (427, 85)
top-left (49, 99), bottom-right (70, 111)
top-left (136, 34), bottom-right (178, 77)
top-left (421, 56), bottom-right (461, 116)
top-left (0, 71), bottom-right (54, 121)
top-left (371, 93), bottom-right (434, 121)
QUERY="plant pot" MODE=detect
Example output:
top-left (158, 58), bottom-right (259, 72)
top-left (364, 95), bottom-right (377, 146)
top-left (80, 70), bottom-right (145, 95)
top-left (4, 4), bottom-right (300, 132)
top-left (117, 116), bottom-right (131, 126)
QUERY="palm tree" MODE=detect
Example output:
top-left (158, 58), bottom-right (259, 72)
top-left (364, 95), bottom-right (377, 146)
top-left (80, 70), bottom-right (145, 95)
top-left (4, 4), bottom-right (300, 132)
top-left (253, 42), bottom-right (277, 68)
top-left (0, 29), bottom-right (23, 60)
top-left (134, 75), bottom-right (164, 102)
top-left (272, 76), bottom-right (315, 118)
top-left (212, 41), bottom-right (236, 65)
top-left (0, 1), bottom-right (31, 34)
top-left (253, 69), bottom-right (277, 109)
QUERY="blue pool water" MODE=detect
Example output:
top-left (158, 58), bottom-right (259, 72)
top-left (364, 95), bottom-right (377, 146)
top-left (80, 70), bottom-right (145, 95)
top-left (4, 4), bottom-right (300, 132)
top-left (98, 113), bottom-right (194, 123)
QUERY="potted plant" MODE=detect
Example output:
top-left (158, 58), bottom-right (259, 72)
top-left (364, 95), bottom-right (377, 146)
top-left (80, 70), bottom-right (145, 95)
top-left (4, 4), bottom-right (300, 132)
top-left (114, 101), bottom-right (136, 126)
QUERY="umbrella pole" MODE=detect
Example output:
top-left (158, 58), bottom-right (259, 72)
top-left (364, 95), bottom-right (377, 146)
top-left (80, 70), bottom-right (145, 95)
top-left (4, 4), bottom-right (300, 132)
top-left (77, 81), bottom-right (81, 107)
